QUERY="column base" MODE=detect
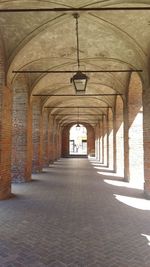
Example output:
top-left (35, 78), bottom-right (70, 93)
top-left (0, 189), bottom-right (12, 200)
top-left (144, 189), bottom-right (150, 200)
top-left (124, 176), bottom-right (130, 183)
top-left (12, 174), bottom-right (32, 183)
top-left (144, 181), bottom-right (150, 199)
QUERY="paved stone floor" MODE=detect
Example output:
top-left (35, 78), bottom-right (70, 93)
top-left (0, 158), bottom-right (150, 267)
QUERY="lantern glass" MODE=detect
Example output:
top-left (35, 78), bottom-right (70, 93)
top-left (71, 71), bottom-right (88, 93)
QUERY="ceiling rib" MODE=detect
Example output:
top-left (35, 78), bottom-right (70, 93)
top-left (33, 94), bottom-right (122, 96)
top-left (1, 7), bottom-right (150, 12)
top-left (51, 114), bottom-right (105, 115)
top-left (45, 106), bottom-right (111, 108)
top-left (13, 70), bottom-right (142, 74)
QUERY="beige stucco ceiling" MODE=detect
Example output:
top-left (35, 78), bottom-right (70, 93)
top-left (0, 0), bottom-right (149, 126)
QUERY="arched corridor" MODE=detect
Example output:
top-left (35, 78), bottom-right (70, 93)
top-left (0, 1), bottom-right (149, 199)
top-left (0, 1), bottom-right (150, 265)
top-left (1, 158), bottom-right (150, 266)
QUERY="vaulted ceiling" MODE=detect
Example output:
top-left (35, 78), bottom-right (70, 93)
top-left (0, 0), bottom-right (149, 126)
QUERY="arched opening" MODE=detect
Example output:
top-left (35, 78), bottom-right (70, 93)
top-left (69, 124), bottom-right (87, 156)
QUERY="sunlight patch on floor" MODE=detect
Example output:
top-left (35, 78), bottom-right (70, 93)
top-left (141, 234), bottom-right (150, 246)
top-left (104, 179), bottom-right (143, 190)
top-left (114, 194), bottom-right (150, 210)
top-left (97, 171), bottom-right (123, 178)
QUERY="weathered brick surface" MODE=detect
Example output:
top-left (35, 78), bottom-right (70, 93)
top-left (42, 111), bottom-right (49, 167)
top-left (128, 73), bottom-right (144, 185)
top-left (32, 99), bottom-right (43, 173)
top-left (11, 77), bottom-right (32, 183)
top-left (61, 125), bottom-right (70, 157)
top-left (0, 43), bottom-right (12, 199)
top-left (103, 114), bottom-right (108, 167)
top-left (95, 122), bottom-right (100, 161)
top-left (99, 120), bottom-right (103, 164)
top-left (108, 109), bottom-right (114, 170)
top-left (0, 86), bottom-right (12, 199)
top-left (143, 84), bottom-right (150, 198)
top-left (48, 117), bottom-right (59, 163)
top-left (115, 96), bottom-right (124, 176)
top-left (86, 124), bottom-right (95, 156)
top-left (0, 158), bottom-right (150, 266)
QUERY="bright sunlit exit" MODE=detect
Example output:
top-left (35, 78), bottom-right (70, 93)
top-left (69, 124), bottom-right (87, 155)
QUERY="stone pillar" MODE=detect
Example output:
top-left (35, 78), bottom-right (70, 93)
top-left (32, 99), bottom-right (43, 173)
top-left (11, 77), bottom-right (32, 182)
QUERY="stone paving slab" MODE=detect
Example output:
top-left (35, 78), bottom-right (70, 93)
top-left (0, 158), bottom-right (150, 266)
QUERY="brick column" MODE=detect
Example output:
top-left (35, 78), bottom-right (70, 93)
top-left (56, 124), bottom-right (61, 159)
top-left (115, 96), bottom-right (124, 177)
top-left (143, 85), bottom-right (150, 198)
top-left (48, 116), bottom-right (55, 163)
top-left (42, 111), bottom-right (49, 167)
top-left (103, 114), bottom-right (108, 167)
top-left (0, 42), bottom-right (12, 199)
top-left (108, 109), bottom-right (114, 170)
top-left (61, 125), bottom-right (70, 157)
top-left (95, 123), bottom-right (100, 160)
top-left (53, 120), bottom-right (58, 161)
top-left (87, 124), bottom-right (95, 157)
top-left (32, 99), bottom-right (43, 173)
top-left (128, 73), bottom-right (144, 185)
top-left (11, 77), bottom-right (32, 182)
top-left (99, 120), bottom-right (103, 164)
top-left (0, 85), bottom-right (12, 199)
top-left (123, 96), bottom-right (130, 182)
